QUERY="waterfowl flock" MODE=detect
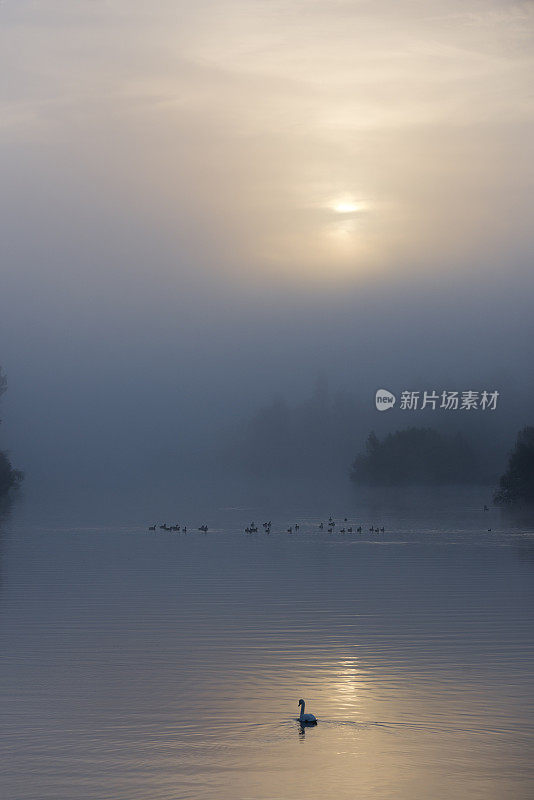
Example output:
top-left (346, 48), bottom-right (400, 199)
top-left (155, 523), bottom-right (190, 532)
top-left (147, 509), bottom-right (494, 536)
top-left (247, 516), bottom-right (387, 534)
top-left (147, 516), bottom-right (386, 535)
top-left (147, 522), bottom-right (194, 533)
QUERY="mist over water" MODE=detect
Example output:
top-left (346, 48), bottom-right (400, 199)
top-left (1, 1), bottom-right (534, 499)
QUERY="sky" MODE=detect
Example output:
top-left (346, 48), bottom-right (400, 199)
top-left (1, 0), bottom-right (533, 498)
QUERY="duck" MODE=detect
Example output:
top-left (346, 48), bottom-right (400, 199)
top-left (347, 527), bottom-right (352, 533)
top-left (319, 522), bottom-right (324, 529)
top-left (148, 524), bottom-right (156, 531)
top-left (298, 699), bottom-right (317, 724)
top-left (357, 526), bottom-right (362, 533)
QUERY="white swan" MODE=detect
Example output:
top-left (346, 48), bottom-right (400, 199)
top-left (298, 699), bottom-right (317, 724)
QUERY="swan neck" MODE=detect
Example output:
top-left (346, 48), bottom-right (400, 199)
top-left (299, 701), bottom-right (305, 718)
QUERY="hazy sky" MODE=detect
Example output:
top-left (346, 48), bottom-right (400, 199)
top-left (1, 0), bottom-right (533, 492)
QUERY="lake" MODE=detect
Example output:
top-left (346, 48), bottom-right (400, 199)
top-left (1, 487), bottom-right (534, 799)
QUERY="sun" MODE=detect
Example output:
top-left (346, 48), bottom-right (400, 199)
top-left (331, 199), bottom-right (367, 214)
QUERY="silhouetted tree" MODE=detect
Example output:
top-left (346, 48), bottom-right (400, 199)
top-left (494, 426), bottom-right (534, 507)
top-left (0, 367), bottom-right (23, 498)
top-left (350, 427), bottom-right (479, 486)
top-left (0, 451), bottom-right (23, 496)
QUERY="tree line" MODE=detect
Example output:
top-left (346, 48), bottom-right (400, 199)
top-left (350, 424), bottom-right (534, 507)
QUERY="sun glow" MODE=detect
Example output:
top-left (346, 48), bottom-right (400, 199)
top-left (331, 199), bottom-right (368, 214)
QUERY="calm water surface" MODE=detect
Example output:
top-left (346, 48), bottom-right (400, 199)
top-left (1, 489), bottom-right (534, 799)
